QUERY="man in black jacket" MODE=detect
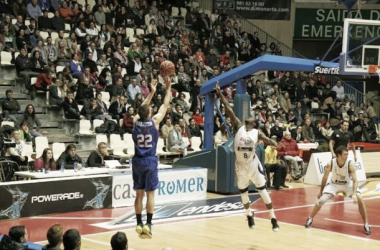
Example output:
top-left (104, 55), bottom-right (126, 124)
top-left (51, 10), bottom-right (65, 32)
top-left (2, 90), bottom-right (21, 122)
top-left (57, 144), bottom-right (84, 169)
top-left (8, 225), bottom-right (28, 250)
top-left (87, 142), bottom-right (113, 167)
top-left (109, 95), bottom-right (127, 119)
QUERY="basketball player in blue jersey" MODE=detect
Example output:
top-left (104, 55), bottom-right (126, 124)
top-left (132, 76), bottom-right (171, 239)
top-left (215, 82), bottom-right (281, 232)
top-left (305, 146), bottom-right (371, 235)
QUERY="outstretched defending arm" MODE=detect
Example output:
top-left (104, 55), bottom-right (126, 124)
top-left (153, 76), bottom-right (172, 126)
top-left (215, 81), bottom-right (242, 131)
top-left (133, 79), bottom-right (158, 123)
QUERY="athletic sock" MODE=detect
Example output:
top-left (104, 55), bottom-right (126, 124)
top-left (136, 214), bottom-right (142, 224)
top-left (147, 213), bottom-right (153, 224)
top-left (269, 209), bottom-right (276, 219)
top-left (246, 208), bottom-right (253, 217)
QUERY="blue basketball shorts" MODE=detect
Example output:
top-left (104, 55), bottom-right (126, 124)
top-left (132, 156), bottom-right (159, 191)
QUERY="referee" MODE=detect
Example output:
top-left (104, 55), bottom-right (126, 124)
top-left (329, 120), bottom-right (357, 161)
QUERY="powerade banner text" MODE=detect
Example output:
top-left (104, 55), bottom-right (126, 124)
top-left (214, 0), bottom-right (291, 20)
top-left (295, 8), bottom-right (380, 39)
top-left (0, 176), bottom-right (112, 220)
top-left (113, 168), bottom-right (207, 207)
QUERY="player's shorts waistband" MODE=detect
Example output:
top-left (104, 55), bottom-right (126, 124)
top-left (237, 147), bottom-right (254, 151)
top-left (133, 155), bottom-right (157, 159)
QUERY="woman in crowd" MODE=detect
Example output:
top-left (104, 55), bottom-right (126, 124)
top-left (34, 148), bottom-right (57, 171)
top-left (214, 125), bottom-right (230, 148)
top-left (17, 104), bottom-right (42, 137)
top-left (49, 79), bottom-right (67, 107)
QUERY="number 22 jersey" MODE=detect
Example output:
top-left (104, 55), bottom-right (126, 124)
top-left (132, 119), bottom-right (159, 157)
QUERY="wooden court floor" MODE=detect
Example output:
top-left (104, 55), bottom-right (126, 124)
top-left (0, 179), bottom-right (379, 250)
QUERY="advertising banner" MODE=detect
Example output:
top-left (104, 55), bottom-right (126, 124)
top-left (214, 0), bottom-right (291, 20)
top-left (0, 176), bottom-right (112, 220)
top-left (295, 8), bottom-right (380, 39)
top-left (304, 150), bottom-right (366, 185)
top-left (112, 168), bottom-right (207, 208)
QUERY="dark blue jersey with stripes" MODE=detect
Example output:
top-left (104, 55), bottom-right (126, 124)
top-left (132, 118), bottom-right (158, 157)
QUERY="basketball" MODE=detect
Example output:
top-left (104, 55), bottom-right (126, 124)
top-left (160, 61), bottom-right (176, 77)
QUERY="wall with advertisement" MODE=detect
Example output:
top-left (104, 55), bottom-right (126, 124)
top-left (0, 175), bottom-right (112, 220)
top-left (304, 150), bottom-right (366, 185)
top-left (213, 0), bottom-right (291, 20)
top-left (112, 168), bottom-right (207, 208)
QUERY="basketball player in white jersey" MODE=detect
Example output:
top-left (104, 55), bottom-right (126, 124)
top-left (305, 146), bottom-right (371, 235)
top-left (215, 82), bottom-right (281, 232)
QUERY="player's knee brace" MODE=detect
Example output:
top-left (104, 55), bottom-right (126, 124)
top-left (316, 193), bottom-right (331, 206)
top-left (240, 191), bottom-right (250, 205)
top-left (258, 189), bottom-right (272, 204)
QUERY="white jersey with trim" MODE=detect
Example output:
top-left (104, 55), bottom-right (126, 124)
top-left (234, 126), bottom-right (257, 164)
top-left (331, 158), bottom-right (351, 185)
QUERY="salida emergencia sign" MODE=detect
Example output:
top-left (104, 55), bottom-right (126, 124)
top-left (314, 66), bottom-right (340, 75)
top-left (295, 8), bottom-right (380, 39)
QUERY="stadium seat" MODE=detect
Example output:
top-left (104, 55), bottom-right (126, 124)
top-left (56, 65), bottom-right (65, 73)
top-left (64, 23), bottom-right (71, 32)
top-left (171, 7), bottom-right (180, 17)
top-left (121, 68), bottom-right (127, 77)
top-left (129, 36), bottom-right (136, 43)
top-left (51, 32), bottom-right (59, 43)
top-left (30, 77), bottom-right (37, 86)
top-left (52, 143), bottom-right (65, 161)
top-left (126, 28), bottom-right (135, 39)
top-left (110, 134), bottom-right (123, 150)
top-left (136, 28), bottom-right (145, 37)
top-left (0, 51), bottom-right (13, 66)
top-left (77, 0), bottom-right (86, 6)
top-left (204, 9), bottom-right (211, 17)
top-left (180, 7), bottom-right (187, 18)
top-left (123, 133), bottom-right (134, 155)
top-left (23, 143), bottom-right (34, 168)
top-left (96, 134), bottom-right (108, 146)
top-left (77, 104), bottom-right (83, 112)
top-left (191, 137), bottom-right (202, 151)
top-left (97, 66), bottom-right (104, 74)
top-left (45, 92), bottom-right (50, 105)
top-left (100, 91), bottom-right (110, 107)
top-left (1, 121), bottom-right (14, 127)
top-left (35, 137), bottom-right (49, 158)
top-left (93, 119), bottom-right (104, 130)
top-left (79, 120), bottom-right (93, 135)
top-left (182, 91), bottom-right (191, 107)
top-left (40, 31), bottom-right (49, 42)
